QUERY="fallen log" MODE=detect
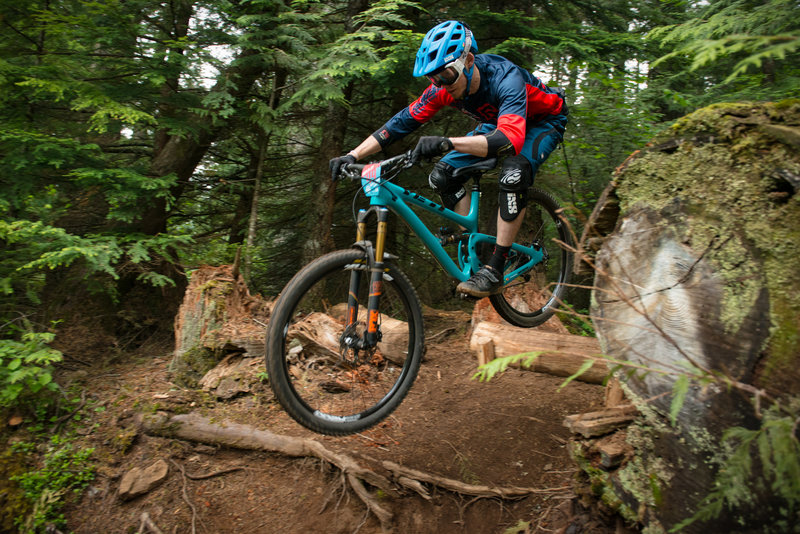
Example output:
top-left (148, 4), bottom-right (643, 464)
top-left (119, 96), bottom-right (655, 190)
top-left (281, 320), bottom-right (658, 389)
top-left (562, 405), bottom-right (638, 438)
top-left (327, 304), bottom-right (410, 364)
top-left (468, 322), bottom-right (607, 384)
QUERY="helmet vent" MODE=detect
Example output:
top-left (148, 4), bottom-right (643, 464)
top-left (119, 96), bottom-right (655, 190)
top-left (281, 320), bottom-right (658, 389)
top-left (413, 20), bottom-right (478, 78)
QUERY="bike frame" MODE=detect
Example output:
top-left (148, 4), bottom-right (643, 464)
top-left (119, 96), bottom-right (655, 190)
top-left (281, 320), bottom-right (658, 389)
top-left (358, 161), bottom-right (545, 284)
top-left (344, 156), bottom-right (546, 350)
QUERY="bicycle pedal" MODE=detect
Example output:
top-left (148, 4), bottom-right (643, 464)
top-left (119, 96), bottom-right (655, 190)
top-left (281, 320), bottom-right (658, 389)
top-left (456, 290), bottom-right (481, 301)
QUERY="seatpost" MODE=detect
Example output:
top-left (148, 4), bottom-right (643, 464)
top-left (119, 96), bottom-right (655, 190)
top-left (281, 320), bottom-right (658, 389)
top-left (471, 175), bottom-right (481, 193)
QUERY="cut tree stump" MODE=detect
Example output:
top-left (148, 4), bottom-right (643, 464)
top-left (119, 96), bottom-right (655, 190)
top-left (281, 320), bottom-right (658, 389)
top-left (468, 322), bottom-right (606, 384)
top-left (171, 265), bottom-right (272, 388)
top-left (576, 101), bottom-right (800, 533)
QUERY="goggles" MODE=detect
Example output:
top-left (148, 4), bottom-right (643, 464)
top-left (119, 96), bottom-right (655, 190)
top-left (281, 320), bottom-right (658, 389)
top-left (426, 32), bottom-right (473, 88)
top-left (428, 59), bottom-right (465, 87)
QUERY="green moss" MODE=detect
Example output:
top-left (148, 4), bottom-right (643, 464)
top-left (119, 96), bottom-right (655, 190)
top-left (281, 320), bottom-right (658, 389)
top-left (169, 346), bottom-right (224, 388)
top-left (772, 98), bottom-right (800, 111)
top-left (617, 436), bottom-right (674, 509)
top-left (641, 523), bottom-right (667, 534)
top-left (763, 296), bottom-right (800, 379)
top-left (614, 101), bottom-right (800, 367)
top-left (0, 444), bottom-right (31, 532)
top-left (110, 426), bottom-right (137, 453)
top-left (570, 441), bottom-right (638, 523)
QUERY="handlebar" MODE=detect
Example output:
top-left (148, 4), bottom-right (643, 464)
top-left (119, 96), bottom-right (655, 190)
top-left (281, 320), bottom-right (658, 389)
top-left (338, 151), bottom-right (414, 182)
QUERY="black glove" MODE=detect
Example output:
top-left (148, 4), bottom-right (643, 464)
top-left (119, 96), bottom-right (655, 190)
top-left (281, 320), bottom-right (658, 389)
top-left (411, 136), bottom-right (453, 163)
top-left (329, 153), bottom-right (356, 181)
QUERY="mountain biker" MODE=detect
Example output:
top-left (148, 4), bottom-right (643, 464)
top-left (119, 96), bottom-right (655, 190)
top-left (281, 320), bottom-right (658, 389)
top-left (329, 20), bottom-right (568, 298)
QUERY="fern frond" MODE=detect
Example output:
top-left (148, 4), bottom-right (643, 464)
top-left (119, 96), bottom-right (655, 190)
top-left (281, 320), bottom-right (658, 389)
top-left (472, 352), bottom-right (543, 382)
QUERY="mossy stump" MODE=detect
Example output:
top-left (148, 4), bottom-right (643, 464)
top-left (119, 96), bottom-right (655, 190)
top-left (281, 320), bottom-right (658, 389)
top-left (171, 265), bottom-right (272, 388)
top-left (580, 100), bottom-right (800, 533)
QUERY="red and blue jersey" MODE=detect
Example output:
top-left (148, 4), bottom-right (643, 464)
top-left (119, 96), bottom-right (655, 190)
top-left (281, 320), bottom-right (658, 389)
top-left (372, 54), bottom-right (566, 155)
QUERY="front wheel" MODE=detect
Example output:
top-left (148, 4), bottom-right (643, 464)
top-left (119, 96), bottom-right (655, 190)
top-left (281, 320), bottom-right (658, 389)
top-left (266, 249), bottom-right (424, 435)
top-left (490, 188), bottom-right (573, 328)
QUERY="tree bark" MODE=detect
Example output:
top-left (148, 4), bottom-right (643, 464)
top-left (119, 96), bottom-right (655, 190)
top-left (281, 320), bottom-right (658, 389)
top-left (301, 0), bottom-right (369, 263)
top-left (302, 94), bottom-right (353, 263)
top-left (577, 101), bottom-right (800, 532)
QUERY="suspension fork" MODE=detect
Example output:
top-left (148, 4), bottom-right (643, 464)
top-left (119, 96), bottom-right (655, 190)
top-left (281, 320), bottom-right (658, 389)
top-left (345, 207), bottom-right (390, 349)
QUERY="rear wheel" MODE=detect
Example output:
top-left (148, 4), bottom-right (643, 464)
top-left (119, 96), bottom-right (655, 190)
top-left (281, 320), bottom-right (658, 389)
top-left (266, 249), bottom-right (424, 435)
top-left (489, 188), bottom-right (573, 327)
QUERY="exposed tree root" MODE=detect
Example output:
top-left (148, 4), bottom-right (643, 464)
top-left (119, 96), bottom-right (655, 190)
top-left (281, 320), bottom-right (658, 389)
top-left (136, 511), bottom-right (165, 534)
top-left (140, 412), bottom-right (562, 532)
top-left (381, 460), bottom-right (570, 500)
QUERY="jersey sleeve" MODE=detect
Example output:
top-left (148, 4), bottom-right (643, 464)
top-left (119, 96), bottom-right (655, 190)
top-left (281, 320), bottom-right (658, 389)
top-left (372, 85), bottom-right (453, 148)
top-left (494, 69), bottom-right (529, 155)
top-left (526, 83), bottom-right (565, 117)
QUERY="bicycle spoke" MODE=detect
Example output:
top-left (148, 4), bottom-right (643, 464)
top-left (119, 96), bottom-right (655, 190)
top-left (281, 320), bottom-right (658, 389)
top-left (267, 250), bottom-right (423, 434)
top-left (489, 188), bottom-right (572, 327)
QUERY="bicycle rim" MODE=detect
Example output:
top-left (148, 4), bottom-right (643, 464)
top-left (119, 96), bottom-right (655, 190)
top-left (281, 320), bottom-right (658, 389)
top-left (266, 249), bottom-right (424, 435)
top-left (489, 188), bottom-right (572, 328)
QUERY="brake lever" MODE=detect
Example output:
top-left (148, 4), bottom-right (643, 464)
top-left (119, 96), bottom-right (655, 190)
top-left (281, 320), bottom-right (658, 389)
top-left (340, 164), bottom-right (361, 182)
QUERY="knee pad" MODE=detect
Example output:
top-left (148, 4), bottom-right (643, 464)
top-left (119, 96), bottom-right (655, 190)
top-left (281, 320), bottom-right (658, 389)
top-left (499, 189), bottom-right (529, 221)
top-left (428, 161), bottom-right (467, 210)
top-left (498, 156), bottom-right (532, 221)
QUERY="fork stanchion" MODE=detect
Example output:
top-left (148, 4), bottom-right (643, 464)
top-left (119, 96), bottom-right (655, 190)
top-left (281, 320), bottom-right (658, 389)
top-left (365, 207), bottom-right (390, 348)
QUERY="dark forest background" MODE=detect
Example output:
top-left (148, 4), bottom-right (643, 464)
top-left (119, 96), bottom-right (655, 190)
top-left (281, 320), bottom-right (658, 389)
top-left (1, 2), bottom-right (798, 532)
top-left (1, 0), bottom-right (798, 396)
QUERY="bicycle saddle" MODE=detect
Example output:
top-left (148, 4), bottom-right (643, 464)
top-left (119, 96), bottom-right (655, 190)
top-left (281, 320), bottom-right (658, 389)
top-left (452, 158), bottom-right (498, 178)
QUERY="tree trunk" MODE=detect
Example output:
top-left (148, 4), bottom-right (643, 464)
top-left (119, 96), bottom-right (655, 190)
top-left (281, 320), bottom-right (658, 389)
top-left (243, 137), bottom-right (266, 281)
top-left (575, 101), bottom-right (800, 532)
top-left (302, 94), bottom-right (353, 263)
top-left (301, 0), bottom-right (368, 263)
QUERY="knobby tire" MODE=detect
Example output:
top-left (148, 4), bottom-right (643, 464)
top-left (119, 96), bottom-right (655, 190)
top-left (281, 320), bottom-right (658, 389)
top-left (266, 249), bottom-right (424, 435)
top-left (489, 187), bottom-right (573, 328)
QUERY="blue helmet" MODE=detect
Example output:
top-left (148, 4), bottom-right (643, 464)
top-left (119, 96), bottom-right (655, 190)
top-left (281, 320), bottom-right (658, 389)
top-left (413, 21), bottom-right (478, 77)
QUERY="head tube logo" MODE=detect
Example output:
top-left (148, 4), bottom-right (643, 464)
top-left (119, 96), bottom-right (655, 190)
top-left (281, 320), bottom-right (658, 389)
top-left (362, 163), bottom-right (382, 197)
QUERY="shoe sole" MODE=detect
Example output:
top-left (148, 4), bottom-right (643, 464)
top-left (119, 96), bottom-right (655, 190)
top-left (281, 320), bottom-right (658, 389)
top-left (456, 283), bottom-right (501, 299)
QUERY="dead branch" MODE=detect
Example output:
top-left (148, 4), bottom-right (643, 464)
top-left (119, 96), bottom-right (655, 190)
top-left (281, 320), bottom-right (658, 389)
top-left (136, 512), bottom-right (165, 534)
top-left (381, 460), bottom-right (570, 500)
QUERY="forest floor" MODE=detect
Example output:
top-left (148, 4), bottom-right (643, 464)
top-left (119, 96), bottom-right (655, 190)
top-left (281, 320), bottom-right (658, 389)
top-left (51, 307), bottom-right (620, 534)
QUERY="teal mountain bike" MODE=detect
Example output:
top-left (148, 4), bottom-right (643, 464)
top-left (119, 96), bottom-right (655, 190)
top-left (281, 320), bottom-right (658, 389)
top-left (266, 152), bottom-right (573, 435)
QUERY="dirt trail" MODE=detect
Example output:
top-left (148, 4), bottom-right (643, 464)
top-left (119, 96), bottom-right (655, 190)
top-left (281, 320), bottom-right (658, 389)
top-left (61, 313), bottom-right (611, 534)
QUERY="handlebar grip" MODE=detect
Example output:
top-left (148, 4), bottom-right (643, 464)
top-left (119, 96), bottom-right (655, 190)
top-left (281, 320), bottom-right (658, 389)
top-left (341, 162), bottom-right (365, 181)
